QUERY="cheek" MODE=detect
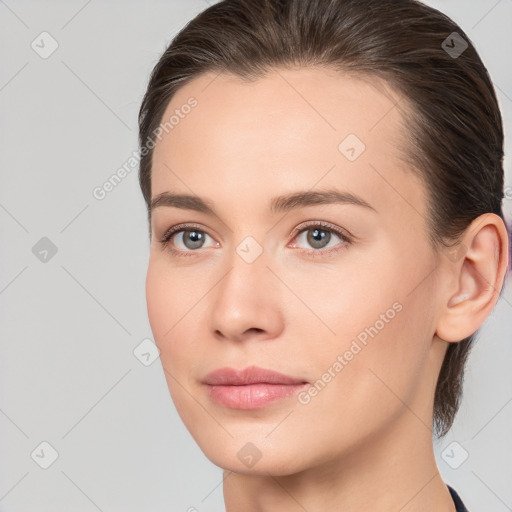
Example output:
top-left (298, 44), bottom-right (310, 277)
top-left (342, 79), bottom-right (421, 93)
top-left (145, 258), bottom-right (207, 371)
top-left (145, 258), bottom-right (196, 341)
top-left (282, 248), bottom-right (400, 352)
top-left (284, 299), bottom-right (432, 467)
top-left (292, 251), bottom-right (434, 424)
top-left (145, 262), bottom-right (171, 343)
top-left (145, 261), bottom-right (190, 379)
top-left (145, 261), bottom-right (203, 422)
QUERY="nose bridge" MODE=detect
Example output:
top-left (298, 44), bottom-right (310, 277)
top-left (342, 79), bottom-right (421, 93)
top-left (208, 233), bottom-right (283, 340)
top-left (219, 233), bottom-right (271, 302)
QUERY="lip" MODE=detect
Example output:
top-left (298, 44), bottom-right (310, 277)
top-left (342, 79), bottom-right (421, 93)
top-left (202, 365), bottom-right (309, 409)
top-left (203, 365), bottom-right (306, 386)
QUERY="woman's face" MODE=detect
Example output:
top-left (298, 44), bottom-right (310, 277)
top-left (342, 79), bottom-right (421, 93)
top-left (146, 67), bottom-right (449, 475)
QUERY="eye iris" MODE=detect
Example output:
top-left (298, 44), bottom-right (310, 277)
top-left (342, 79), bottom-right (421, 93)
top-left (307, 228), bottom-right (331, 249)
top-left (183, 230), bottom-right (205, 249)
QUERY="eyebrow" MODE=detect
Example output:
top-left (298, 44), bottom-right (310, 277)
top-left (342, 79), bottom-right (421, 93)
top-left (150, 189), bottom-right (376, 215)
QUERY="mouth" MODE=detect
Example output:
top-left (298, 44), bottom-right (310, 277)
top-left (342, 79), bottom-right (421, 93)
top-left (202, 365), bottom-right (309, 409)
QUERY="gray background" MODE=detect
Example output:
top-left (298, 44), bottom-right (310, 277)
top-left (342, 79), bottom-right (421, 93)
top-left (0, 1), bottom-right (511, 511)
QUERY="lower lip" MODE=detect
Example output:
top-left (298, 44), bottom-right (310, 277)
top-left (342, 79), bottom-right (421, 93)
top-left (205, 383), bottom-right (308, 409)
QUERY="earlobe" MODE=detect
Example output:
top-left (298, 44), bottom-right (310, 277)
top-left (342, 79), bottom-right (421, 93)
top-left (435, 213), bottom-right (509, 343)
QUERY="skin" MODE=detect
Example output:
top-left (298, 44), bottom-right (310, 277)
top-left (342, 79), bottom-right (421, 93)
top-left (145, 67), bottom-right (509, 511)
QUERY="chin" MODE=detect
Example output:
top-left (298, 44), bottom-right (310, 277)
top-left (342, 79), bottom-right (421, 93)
top-left (194, 433), bottom-right (310, 476)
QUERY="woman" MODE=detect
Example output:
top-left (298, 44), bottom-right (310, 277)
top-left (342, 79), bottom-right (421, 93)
top-left (138, 0), bottom-right (510, 510)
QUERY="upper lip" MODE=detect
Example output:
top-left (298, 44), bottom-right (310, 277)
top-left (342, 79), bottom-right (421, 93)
top-left (202, 365), bottom-right (307, 386)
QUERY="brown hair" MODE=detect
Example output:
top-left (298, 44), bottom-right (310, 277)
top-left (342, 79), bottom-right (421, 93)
top-left (138, 0), bottom-right (508, 438)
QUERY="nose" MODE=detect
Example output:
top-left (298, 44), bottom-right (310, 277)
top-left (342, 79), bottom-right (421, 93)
top-left (208, 244), bottom-right (285, 343)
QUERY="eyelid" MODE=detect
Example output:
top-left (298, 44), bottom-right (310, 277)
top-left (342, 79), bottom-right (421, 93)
top-left (159, 222), bottom-right (206, 244)
top-left (289, 220), bottom-right (353, 243)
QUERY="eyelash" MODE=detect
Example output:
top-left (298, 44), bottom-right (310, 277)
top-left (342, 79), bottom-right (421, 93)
top-left (158, 221), bottom-right (353, 259)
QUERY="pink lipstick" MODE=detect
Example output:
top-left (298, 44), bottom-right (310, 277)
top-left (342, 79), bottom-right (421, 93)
top-left (202, 365), bottom-right (308, 409)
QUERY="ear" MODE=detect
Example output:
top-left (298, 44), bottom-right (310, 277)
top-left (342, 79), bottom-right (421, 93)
top-left (435, 213), bottom-right (510, 343)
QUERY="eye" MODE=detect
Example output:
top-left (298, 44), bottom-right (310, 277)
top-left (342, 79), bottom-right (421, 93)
top-left (158, 223), bottom-right (218, 257)
top-left (289, 221), bottom-right (352, 257)
top-left (158, 220), bottom-right (353, 258)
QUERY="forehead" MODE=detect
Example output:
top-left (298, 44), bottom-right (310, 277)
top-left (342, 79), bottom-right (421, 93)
top-left (150, 66), bottom-right (427, 223)
top-left (155, 66), bottom-right (407, 158)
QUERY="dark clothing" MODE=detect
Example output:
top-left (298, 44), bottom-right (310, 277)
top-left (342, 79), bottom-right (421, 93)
top-left (448, 485), bottom-right (469, 512)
